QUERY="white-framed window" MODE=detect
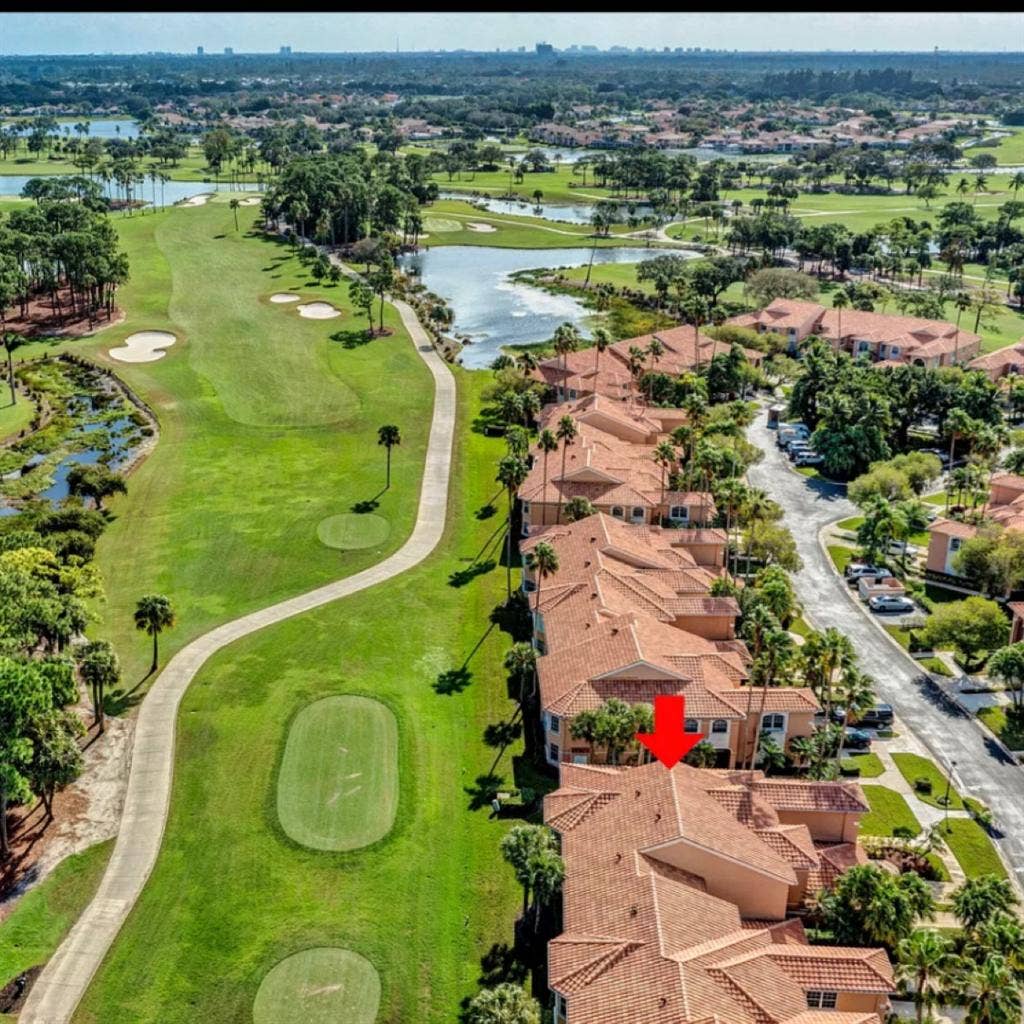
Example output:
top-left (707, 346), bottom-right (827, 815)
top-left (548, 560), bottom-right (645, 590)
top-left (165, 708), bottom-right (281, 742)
top-left (685, 718), bottom-right (700, 733)
top-left (611, 506), bottom-right (624, 519)
top-left (711, 719), bottom-right (728, 734)
top-left (762, 713), bottom-right (786, 731)
top-left (806, 991), bottom-right (838, 1009)
top-left (522, 501), bottom-right (531, 515)
top-left (548, 742), bottom-right (560, 763)
top-left (857, 340), bottom-right (870, 353)
top-left (568, 389), bottom-right (578, 399)
top-left (548, 713), bottom-right (560, 734)
top-left (631, 506), bottom-right (645, 521)
top-left (669, 505), bottom-right (688, 521)
top-left (950, 537), bottom-right (962, 553)
top-left (891, 346), bottom-right (900, 356)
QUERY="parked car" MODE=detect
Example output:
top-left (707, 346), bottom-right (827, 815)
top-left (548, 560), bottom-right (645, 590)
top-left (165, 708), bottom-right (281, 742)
top-left (842, 728), bottom-right (873, 750)
top-left (793, 452), bottom-right (824, 467)
top-left (887, 540), bottom-right (922, 558)
top-left (868, 594), bottom-right (916, 614)
top-left (787, 442), bottom-right (814, 460)
top-left (845, 563), bottom-right (889, 584)
top-left (814, 708), bottom-right (847, 726)
top-left (853, 704), bottom-right (895, 728)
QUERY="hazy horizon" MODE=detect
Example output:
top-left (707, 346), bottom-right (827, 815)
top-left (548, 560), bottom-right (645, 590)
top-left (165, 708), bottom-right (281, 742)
top-left (1, 12), bottom-right (1022, 56)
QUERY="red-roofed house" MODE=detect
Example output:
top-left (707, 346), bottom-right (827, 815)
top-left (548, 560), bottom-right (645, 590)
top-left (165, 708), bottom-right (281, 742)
top-left (546, 761), bottom-right (891, 1024)
top-left (728, 299), bottom-right (981, 368)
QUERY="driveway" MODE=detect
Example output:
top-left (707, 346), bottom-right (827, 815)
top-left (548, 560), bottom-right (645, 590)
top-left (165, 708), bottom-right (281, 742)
top-left (746, 415), bottom-right (1024, 889)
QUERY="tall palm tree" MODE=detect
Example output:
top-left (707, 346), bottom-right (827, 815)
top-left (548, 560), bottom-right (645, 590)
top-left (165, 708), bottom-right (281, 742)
top-left (497, 454), bottom-right (529, 599)
top-left (953, 291), bottom-right (972, 364)
top-left (552, 322), bottom-right (580, 401)
top-left (229, 197), bottom-right (240, 232)
top-left (896, 929), bottom-right (955, 1024)
top-left (831, 289), bottom-right (850, 348)
top-left (833, 667), bottom-right (876, 769)
top-left (748, 627), bottom-right (794, 769)
top-left (645, 338), bottom-right (665, 403)
top-left (653, 440), bottom-right (677, 522)
top-left (377, 424), bottom-right (401, 489)
top-left (802, 627), bottom-right (854, 724)
top-left (133, 594), bottom-right (176, 672)
top-left (537, 428), bottom-right (558, 526)
top-left (591, 327), bottom-right (610, 380)
top-left (555, 416), bottom-right (577, 524)
top-left (963, 956), bottom-right (1021, 1024)
top-left (525, 540), bottom-right (559, 629)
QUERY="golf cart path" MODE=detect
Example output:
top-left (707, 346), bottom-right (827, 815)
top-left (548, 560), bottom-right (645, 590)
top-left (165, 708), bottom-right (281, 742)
top-left (746, 415), bottom-right (1024, 891)
top-left (20, 297), bottom-right (456, 1024)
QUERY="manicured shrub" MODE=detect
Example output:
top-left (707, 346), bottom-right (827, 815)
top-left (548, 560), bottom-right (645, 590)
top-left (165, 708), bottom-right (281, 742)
top-left (914, 777), bottom-right (933, 795)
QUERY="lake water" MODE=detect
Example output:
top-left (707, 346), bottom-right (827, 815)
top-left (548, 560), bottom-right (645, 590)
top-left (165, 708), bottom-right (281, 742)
top-left (438, 190), bottom-right (654, 225)
top-left (511, 145), bottom-right (733, 165)
top-left (0, 174), bottom-right (259, 205)
top-left (399, 245), bottom-right (696, 369)
top-left (4, 118), bottom-right (141, 139)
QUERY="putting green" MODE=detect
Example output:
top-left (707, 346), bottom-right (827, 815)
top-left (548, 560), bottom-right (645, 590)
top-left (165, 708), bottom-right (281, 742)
top-left (316, 513), bottom-right (390, 550)
top-left (253, 947), bottom-right (380, 1024)
top-left (277, 695), bottom-right (398, 851)
top-left (421, 216), bottom-right (462, 233)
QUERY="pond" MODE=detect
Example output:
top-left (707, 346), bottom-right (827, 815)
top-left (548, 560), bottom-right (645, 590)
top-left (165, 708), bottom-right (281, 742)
top-left (438, 190), bottom-right (655, 226)
top-left (39, 414), bottom-right (136, 504)
top-left (3, 118), bottom-right (141, 139)
top-left (399, 245), bottom-right (698, 369)
top-left (0, 174), bottom-right (259, 206)
top-left (507, 145), bottom-right (735, 165)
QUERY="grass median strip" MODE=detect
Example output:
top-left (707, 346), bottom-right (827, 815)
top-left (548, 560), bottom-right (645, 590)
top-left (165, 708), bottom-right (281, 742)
top-left (891, 753), bottom-right (964, 810)
top-left (859, 785), bottom-right (922, 837)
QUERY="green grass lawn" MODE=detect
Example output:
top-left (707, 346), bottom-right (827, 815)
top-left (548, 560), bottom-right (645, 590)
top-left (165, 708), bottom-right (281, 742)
top-left (0, 393), bottom-right (34, 441)
top-left (828, 545), bottom-right (855, 575)
top-left (434, 164), bottom-right (621, 206)
top-left (276, 695), bottom-right (398, 852)
top-left (835, 515), bottom-right (929, 547)
top-left (977, 705), bottom-right (1024, 750)
top-left (938, 818), bottom-right (1008, 879)
top-left (16, 199), bottom-right (435, 688)
top-left (252, 947), bottom-right (380, 1024)
top-left (859, 785), bottom-right (923, 837)
top-left (890, 753), bottom-right (964, 810)
top-left (841, 752), bottom-right (885, 778)
top-left (0, 841), bottom-right (113, 994)
top-left (73, 369), bottom-right (525, 1024)
top-left (988, 127), bottom-right (1024, 166)
top-left (884, 625), bottom-right (914, 650)
top-left (916, 656), bottom-right (953, 677)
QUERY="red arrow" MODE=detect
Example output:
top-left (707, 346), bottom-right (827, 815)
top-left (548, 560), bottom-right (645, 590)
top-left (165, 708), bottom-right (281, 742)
top-left (636, 695), bottom-right (704, 769)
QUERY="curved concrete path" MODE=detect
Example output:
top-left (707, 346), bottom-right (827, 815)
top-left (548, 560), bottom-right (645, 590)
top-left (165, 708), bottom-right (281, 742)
top-left (20, 299), bottom-right (455, 1024)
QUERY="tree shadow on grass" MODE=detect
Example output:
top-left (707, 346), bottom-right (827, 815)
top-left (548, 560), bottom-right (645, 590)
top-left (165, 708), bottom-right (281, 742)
top-left (434, 666), bottom-right (473, 694)
top-left (477, 942), bottom-right (529, 988)
top-left (351, 490), bottom-right (385, 514)
top-left (475, 503), bottom-right (497, 520)
top-left (448, 558), bottom-right (495, 588)
top-left (464, 771), bottom-right (504, 811)
top-left (330, 328), bottom-right (373, 349)
top-left (491, 592), bottom-right (533, 641)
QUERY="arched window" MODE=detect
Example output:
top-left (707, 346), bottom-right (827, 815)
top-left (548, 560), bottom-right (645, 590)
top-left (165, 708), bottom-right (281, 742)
top-left (631, 506), bottom-right (645, 521)
top-left (684, 718), bottom-right (700, 733)
top-left (611, 506), bottom-right (624, 519)
top-left (711, 719), bottom-right (728, 734)
top-left (669, 505), bottom-right (687, 521)
top-left (761, 713), bottom-right (785, 731)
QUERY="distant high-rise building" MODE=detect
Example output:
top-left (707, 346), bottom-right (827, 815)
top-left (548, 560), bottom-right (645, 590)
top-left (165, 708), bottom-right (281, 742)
top-left (196, 45), bottom-right (204, 56)
top-left (280, 45), bottom-right (291, 55)
top-left (535, 41), bottom-right (554, 56)
top-left (224, 46), bottom-right (233, 55)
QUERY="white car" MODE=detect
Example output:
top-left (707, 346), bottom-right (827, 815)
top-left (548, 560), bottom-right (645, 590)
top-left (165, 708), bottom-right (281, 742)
top-left (869, 594), bottom-right (916, 614)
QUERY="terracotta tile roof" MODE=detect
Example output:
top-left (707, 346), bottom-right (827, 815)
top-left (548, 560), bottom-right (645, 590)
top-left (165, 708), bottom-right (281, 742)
top-left (750, 780), bottom-right (869, 813)
top-left (783, 1013), bottom-right (879, 1024)
top-left (764, 945), bottom-right (895, 993)
top-left (928, 518), bottom-right (979, 539)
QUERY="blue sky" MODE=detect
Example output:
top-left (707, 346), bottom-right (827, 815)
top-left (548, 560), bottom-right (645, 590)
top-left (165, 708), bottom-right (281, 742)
top-left (1, 12), bottom-right (1022, 55)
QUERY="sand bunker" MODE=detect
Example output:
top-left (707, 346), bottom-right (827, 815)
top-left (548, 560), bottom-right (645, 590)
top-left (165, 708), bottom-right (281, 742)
top-left (467, 222), bottom-right (497, 233)
top-left (239, 196), bottom-right (261, 206)
top-left (109, 331), bottom-right (177, 363)
top-left (297, 302), bottom-right (341, 320)
top-left (270, 292), bottom-right (300, 304)
top-left (181, 194), bottom-right (212, 207)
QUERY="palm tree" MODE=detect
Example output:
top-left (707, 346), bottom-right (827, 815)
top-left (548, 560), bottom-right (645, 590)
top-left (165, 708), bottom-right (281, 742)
top-left (503, 642), bottom-right (538, 737)
top-left (552, 322), bottom-right (581, 401)
top-left (77, 639), bottom-right (120, 733)
top-left (748, 627), bottom-right (795, 769)
top-left (832, 289), bottom-right (850, 345)
top-left (134, 594), bottom-right (176, 672)
top-left (952, 876), bottom-right (1019, 934)
top-left (377, 424), bottom-right (401, 489)
top-left (833, 667), bottom-right (876, 769)
top-left (653, 440), bottom-right (677, 521)
top-left (497, 453), bottom-right (529, 599)
top-left (536, 428), bottom-right (558, 527)
top-left (1, 333), bottom-right (26, 407)
top-left (525, 541), bottom-right (559, 628)
top-left (896, 929), bottom-right (955, 1024)
top-left (963, 956), bottom-right (1021, 1024)
top-left (464, 983), bottom-right (541, 1024)
top-left (591, 327), bottom-right (610, 379)
top-left (802, 627), bottom-right (854, 723)
top-left (645, 337), bottom-right (665, 403)
top-left (229, 197), bottom-right (240, 231)
top-left (499, 823), bottom-right (562, 925)
top-left (554, 415), bottom-right (577, 524)
top-left (1010, 172), bottom-right (1024, 199)
top-left (953, 291), bottom-right (972, 363)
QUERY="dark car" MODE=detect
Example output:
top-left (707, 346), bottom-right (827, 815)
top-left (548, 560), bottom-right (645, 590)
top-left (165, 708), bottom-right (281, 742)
top-left (854, 704), bottom-right (894, 728)
top-left (843, 728), bottom-right (873, 750)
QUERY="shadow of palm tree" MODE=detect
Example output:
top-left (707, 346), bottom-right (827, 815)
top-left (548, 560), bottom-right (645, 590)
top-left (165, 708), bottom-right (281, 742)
top-left (478, 942), bottom-right (529, 987)
top-left (351, 492), bottom-right (384, 513)
top-left (448, 559), bottom-right (495, 588)
top-left (464, 772), bottom-right (504, 810)
top-left (330, 329), bottom-right (373, 349)
top-left (434, 666), bottom-right (472, 694)
top-left (475, 503), bottom-right (497, 520)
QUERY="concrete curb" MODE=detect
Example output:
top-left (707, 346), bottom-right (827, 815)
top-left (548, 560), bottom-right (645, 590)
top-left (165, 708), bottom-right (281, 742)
top-left (19, 297), bottom-right (457, 1024)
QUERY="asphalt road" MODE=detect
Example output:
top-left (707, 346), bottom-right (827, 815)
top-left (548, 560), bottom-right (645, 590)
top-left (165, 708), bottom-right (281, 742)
top-left (746, 414), bottom-right (1024, 890)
